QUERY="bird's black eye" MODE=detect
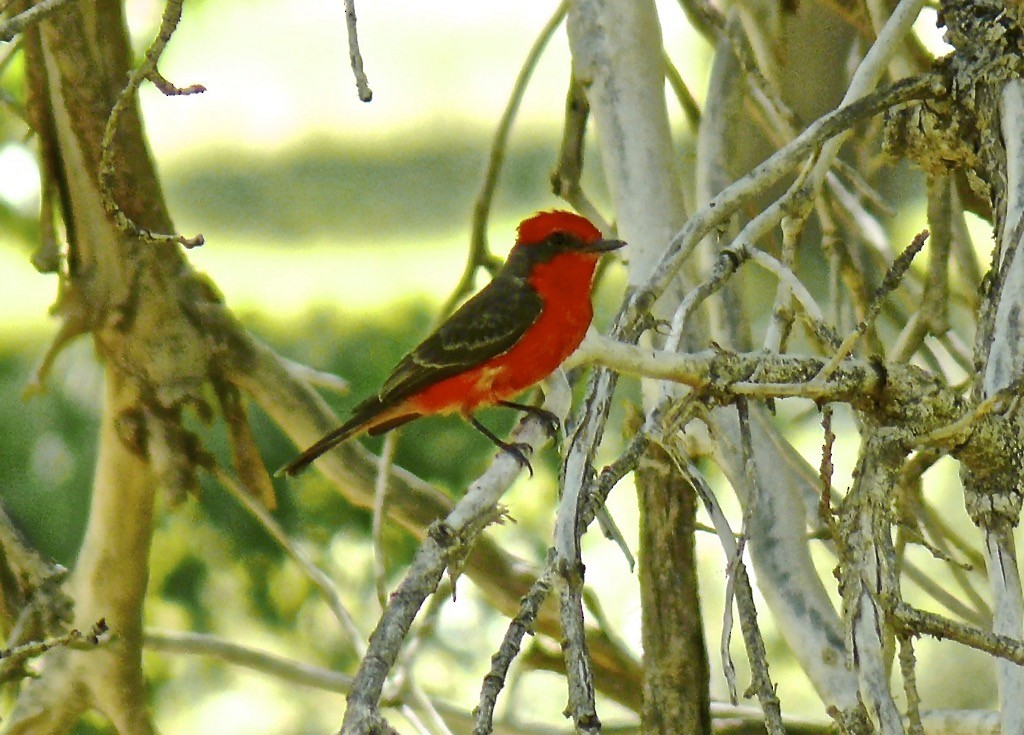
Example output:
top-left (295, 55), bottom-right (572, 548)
top-left (547, 231), bottom-right (572, 248)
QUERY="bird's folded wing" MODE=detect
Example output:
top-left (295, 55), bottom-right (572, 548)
top-left (376, 273), bottom-right (543, 405)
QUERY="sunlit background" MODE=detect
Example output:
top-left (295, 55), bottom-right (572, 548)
top-left (1, 1), bottom-right (1002, 733)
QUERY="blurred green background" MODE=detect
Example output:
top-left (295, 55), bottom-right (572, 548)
top-left (0, 1), bottom-right (1001, 733)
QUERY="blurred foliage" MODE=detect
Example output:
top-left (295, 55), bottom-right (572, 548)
top-left (163, 135), bottom-right (611, 244)
top-left (1, 344), bottom-right (98, 564)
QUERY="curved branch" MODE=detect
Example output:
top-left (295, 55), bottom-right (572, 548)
top-left (439, 2), bottom-right (568, 319)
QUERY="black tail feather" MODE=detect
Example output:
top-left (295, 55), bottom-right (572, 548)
top-left (366, 413), bottom-right (421, 436)
top-left (275, 397), bottom-right (415, 478)
top-left (274, 419), bottom-right (365, 477)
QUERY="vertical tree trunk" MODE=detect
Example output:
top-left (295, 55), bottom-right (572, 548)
top-left (636, 446), bottom-right (711, 735)
top-left (7, 372), bottom-right (157, 735)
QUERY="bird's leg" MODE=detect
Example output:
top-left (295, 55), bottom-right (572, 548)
top-left (497, 400), bottom-right (561, 438)
top-left (469, 415), bottom-right (534, 477)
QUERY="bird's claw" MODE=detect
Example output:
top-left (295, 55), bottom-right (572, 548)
top-left (502, 442), bottom-right (535, 477)
top-left (531, 408), bottom-right (561, 439)
top-left (499, 400), bottom-right (561, 439)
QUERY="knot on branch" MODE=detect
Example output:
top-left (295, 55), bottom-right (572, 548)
top-left (555, 556), bottom-right (586, 587)
top-left (827, 704), bottom-right (874, 735)
top-left (958, 412), bottom-right (1024, 527)
top-left (884, 1), bottom-right (1024, 210)
top-left (867, 362), bottom-right (967, 430)
top-left (426, 520), bottom-right (457, 548)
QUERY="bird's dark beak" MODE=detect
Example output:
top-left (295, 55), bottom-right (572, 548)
top-left (584, 238), bottom-right (627, 254)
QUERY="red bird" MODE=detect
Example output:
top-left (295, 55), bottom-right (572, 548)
top-left (277, 210), bottom-right (625, 477)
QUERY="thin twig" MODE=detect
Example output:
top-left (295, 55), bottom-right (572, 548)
top-left (667, 247), bottom-right (749, 345)
top-left (899, 633), bottom-right (926, 735)
top-left (818, 405), bottom-right (839, 541)
top-left (552, 415), bottom-right (601, 733)
top-left (813, 230), bottom-right (929, 384)
top-left (892, 181), bottom-right (952, 363)
top-left (146, 66), bottom-right (205, 96)
top-left (893, 602), bottom-right (1024, 666)
top-left (556, 559), bottom-right (601, 734)
top-left (373, 432), bottom-right (398, 610)
top-left (747, 246), bottom-right (825, 323)
top-left (595, 431), bottom-right (650, 499)
top-left (474, 556), bottom-right (557, 735)
top-left (0, 0), bottom-right (74, 43)
top-left (733, 399), bottom-right (785, 734)
top-left (550, 73), bottom-right (609, 231)
top-left (440, 1), bottom-right (568, 319)
top-left (901, 562), bottom-right (989, 627)
top-left (398, 578), bottom-right (451, 671)
top-left (212, 465), bottom-right (365, 652)
top-left (665, 451), bottom-right (745, 698)
top-left (912, 500), bottom-right (990, 624)
top-left (342, 0), bottom-right (373, 101)
top-left (0, 620), bottom-right (108, 675)
top-left (831, 157), bottom-right (896, 217)
top-left (405, 688), bottom-right (455, 735)
top-left (397, 703), bottom-right (434, 735)
top-left (280, 355), bottom-right (350, 395)
top-left (99, 0), bottom-right (204, 248)
top-left (762, 215), bottom-right (803, 355)
top-left (663, 51), bottom-right (701, 129)
top-left (146, 629), bottom-right (354, 693)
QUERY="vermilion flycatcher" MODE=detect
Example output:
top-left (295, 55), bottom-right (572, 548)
top-left (277, 210), bottom-right (625, 477)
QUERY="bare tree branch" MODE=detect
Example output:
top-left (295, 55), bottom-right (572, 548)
top-left (99, 0), bottom-right (204, 248)
top-left (441, 1), bottom-right (568, 319)
top-left (341, 0), bottom-right (372, 102)
top-left (0, 0), bottom-right (74, 43)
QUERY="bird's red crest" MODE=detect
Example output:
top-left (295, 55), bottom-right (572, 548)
top-left (516, 210), bottom-right (601, 246)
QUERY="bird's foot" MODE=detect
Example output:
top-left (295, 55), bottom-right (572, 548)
top-left (498, 400), bottom-right (561, 439)
top-left (470, 415), bottom-right (536, 477)
top-left (500, 441), bottom-right (535, 477)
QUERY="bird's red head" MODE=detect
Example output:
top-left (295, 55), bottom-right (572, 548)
top-left (516, 210), bottom-right (603, 247)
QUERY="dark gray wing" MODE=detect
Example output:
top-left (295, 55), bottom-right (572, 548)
top-left (376, 273), bottom-right (543, 406)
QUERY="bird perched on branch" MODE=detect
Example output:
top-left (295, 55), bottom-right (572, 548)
top-left (277, 210), bottom-right (625, 478)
